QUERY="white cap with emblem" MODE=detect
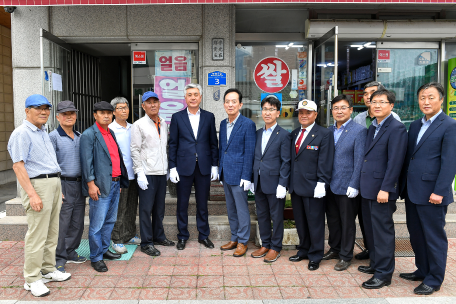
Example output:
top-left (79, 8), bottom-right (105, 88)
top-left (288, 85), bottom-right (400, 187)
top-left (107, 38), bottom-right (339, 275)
top-left (295, 99), bottom-right (317, 112)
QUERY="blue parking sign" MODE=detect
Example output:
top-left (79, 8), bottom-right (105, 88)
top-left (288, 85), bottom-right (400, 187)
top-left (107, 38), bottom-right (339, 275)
top-left (208, 71), bottom-right (227, 86)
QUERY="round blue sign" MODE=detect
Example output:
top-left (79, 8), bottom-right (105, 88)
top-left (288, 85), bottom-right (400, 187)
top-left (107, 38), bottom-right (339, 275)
top-left (450, 67), bottom-right (456, 89)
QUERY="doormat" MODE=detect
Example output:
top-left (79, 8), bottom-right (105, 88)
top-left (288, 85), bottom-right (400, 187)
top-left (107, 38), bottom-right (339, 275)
top-left (75, 239), bottom-right (137, 261)
top-left (355, 237), bottom-right (415, 257)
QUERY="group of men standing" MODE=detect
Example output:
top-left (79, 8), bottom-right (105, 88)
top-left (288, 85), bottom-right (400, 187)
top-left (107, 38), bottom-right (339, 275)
top-left (7, 80), bottom-right (455, 298)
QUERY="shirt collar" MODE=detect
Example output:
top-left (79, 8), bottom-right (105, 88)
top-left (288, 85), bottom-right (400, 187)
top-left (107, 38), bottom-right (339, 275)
top-left (422, 109), bottom-right (442, 124)
top-left (301, 122), bottom-right (315, 132)
top-left (333, 118), bottom-right (351, 130)
top-left (23, 119), bottom-right (45, 132)
top-left (264, 123), bottom-right (277, 132)
top-left (96, 121), bottom-right (111, 135)
top-left (227, 113), bottom-right (240, 126)
top-left (110, 119), bottom-right (131, 130)
top-left (372, 113), bottom-right (392, 128)
top-left (187, 108), bottom-right (201, 116)
top-left (57, 125), bottom-right (80, 137)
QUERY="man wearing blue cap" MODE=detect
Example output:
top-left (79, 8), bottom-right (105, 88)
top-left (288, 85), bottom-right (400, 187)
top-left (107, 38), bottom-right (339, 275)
top-left (131, 91), bottom-right (173, 257)
top-left (8, 95), bottom-right (71, 297)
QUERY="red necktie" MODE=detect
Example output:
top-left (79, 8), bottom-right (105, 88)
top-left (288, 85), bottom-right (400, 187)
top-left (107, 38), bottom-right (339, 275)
top-left (295, 129), bottom-right (306, 154)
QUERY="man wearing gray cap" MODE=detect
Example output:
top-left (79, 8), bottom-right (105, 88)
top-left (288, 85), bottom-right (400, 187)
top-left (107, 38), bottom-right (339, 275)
top-left (80, 101), bottom-right (129, 272)
top-left (49, 101), bottom-right (86, 273)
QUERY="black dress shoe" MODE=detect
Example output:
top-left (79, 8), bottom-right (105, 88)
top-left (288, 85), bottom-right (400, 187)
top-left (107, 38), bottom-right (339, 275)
top-left (358, 265), bottom-right (375, 274)
top-left (176, 239), bottom-right (187, 250)
top-left (399, 273), bottom-right (424, 281)
top-left (91, 260), bottom-right (108, 272)
top-left (308, 261), bottom-right (320, 271)
top-left (155, 239), bottom-right (175, 246)
top-left (289, 254), bottom-right (307, 262)
top-left (141, 245), bottom-right (160, 256)
top-left (198, 238), bottom-right (214, 249)
top-left (414, 282), bottom-right (440, 295)
top-left (362, 277), bottom-right (391, 289)
top-left (322, 250), bottom-right (339, 260)
top-left (103, 250), bottom-right (121, 260)
top-left (355, 249), bottom-right (369, 260)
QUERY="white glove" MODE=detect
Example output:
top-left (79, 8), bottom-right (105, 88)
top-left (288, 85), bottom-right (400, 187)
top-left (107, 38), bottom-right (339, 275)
top-left (346, 187), bottom-right (359, 198)
top-left (211, 166), bottom-right (218, 182)
top-left (314, 182), bottom-right (326, 198)
top-left (249, 183), bottom-right (255, 194)
top-left (218, 174), bottom-right (223, 185)
top-left (170, 167), bottom-right (180, 184)
top-left (137, 171), bottom-right (149, 190)
top-left (240, 179), bottom-right (252, 192)
top-left (276, 185), bottom-right (287, 199)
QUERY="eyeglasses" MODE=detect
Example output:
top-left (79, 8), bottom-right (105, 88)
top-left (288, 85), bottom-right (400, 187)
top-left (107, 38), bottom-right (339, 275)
top-left (30, 107), bottom-right (51, 113)
top-left (224, 99), bottom-right (239, 104)
top-left (331, 106), bottom-right (350, 111)
top-left (371, 101), bottom-right (390, 105)
top-left (262, 107), bottom-right (277, 113)
top-left (116, 106), bottom-right (128, 111)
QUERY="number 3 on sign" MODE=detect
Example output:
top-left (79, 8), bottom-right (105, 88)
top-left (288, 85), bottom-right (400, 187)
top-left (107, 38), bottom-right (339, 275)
top-left (215, 79), bottom-right (220, 85)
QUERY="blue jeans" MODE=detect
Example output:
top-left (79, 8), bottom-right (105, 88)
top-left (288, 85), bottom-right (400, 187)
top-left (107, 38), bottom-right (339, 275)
top-left (89, 181), bottom-right (120, 262)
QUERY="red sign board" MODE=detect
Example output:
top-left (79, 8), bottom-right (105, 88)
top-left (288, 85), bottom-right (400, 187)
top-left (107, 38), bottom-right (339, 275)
top-left (254, 57), bottom-right (290, 93)
top-left (133, 51), bottom-right (146, 64)
top-left (377, 50), bottom-right (390, 62)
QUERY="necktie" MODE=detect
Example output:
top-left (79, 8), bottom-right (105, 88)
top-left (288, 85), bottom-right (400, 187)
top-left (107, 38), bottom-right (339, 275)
top-left (295, 129), bottom-right (306, 154)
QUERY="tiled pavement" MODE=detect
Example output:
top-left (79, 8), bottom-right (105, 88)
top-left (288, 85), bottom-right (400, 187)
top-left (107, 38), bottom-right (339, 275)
top-left (0, 239), bottom-right (456, 301)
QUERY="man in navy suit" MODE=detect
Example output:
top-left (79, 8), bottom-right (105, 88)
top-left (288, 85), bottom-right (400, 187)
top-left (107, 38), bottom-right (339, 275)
top-left (323, 95), bottom-right (367, 271)
top-left (399, 82), bottom-right (456, 295)
top-left (251, 95), bottom-right (291, 263)
top-left (219, 88), bottom-right (256, 257)
top-left (288, 99), bottom-right (334, 271)
top-left (169, 83), bottom-right (219, 250)
top-left (358, 89), bottom-right (407, 289)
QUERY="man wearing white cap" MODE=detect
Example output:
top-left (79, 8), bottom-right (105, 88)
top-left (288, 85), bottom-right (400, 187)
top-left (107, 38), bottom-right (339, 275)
top-left (288, 99), bottom-right (335, 271)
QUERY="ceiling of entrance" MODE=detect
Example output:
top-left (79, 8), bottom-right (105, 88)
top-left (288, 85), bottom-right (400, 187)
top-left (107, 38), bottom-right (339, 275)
top-left (72, 43), bottom-right (131, 57)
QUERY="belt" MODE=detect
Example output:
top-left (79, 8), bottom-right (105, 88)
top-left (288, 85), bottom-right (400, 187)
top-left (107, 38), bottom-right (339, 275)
top-left (61, 176), bottom-right (82, 182)
top-left (112, 177), bottom-right (121, 182)
top-left (31, 173), bottom-right (61, 179)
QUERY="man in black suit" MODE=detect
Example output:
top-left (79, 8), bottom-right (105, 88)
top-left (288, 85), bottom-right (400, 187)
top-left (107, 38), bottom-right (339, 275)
top-left (288, 99), bottom-right (335, 271)
top-left (168, 83), bottom-right (219, 250)
top-left (399, 82), bottom-right (456, 295)
top-left (251, 95), bottom-right (291, 263)
top-left (358, 89), bottom-right (407, 289)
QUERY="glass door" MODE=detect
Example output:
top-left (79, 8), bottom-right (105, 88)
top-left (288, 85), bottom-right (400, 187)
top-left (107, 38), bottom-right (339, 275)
top-left (313, 27), bottom-right (338, 127)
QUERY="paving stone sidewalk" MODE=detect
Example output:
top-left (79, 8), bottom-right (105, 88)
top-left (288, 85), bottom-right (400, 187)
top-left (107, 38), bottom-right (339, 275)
top-left (0, 239), bottom-right (455, 301)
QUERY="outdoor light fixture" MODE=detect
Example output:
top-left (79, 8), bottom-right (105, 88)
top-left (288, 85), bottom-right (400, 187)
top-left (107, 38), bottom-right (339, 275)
top-left (276, 44), bottom-right (305, 48)
top-left (350, 42), bottom-right (376, 50)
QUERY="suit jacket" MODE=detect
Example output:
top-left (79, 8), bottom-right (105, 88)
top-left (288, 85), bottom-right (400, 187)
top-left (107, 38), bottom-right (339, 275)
top-left (360, 115), bottom-right (407, 201)
top-left (400, 112), bottom-right (456, 206)
top-left (168, 108), bottom-right (218, 176)
top-left (219, 114), bottom-right (256, 186)
top-left (329, 120), bottom-right (367, 195)
top-left (252, 124), bottom-right (291, 195)
top-left (80, 123), bottom-right (129, 198)
top-left (289, 123), bottom-right (335, 197)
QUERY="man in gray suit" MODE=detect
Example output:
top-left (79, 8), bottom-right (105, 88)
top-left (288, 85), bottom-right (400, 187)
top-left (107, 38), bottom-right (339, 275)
top-left (323, 95), bottom-right (367, 271)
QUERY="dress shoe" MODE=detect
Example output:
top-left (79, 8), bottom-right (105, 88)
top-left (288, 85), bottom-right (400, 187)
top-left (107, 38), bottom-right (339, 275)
top-left (141, 245), bottom-right (160, 256)
top-left (414, 282), bottom-right (440, 295)
top-left (91, 260), bottom-right (108, 272)
top-left (176, 239), bottom-right (187, 250)
top-left (355, 249), bottom-right (369, 260)
top-left (334, 259), bottom-right (352, 271)
top-left (289, 254), bottom-right (307, 262)
top-left (251, 247), bottom-right (269, 258)
top-left (358, 265), bottom-right (375, 274)
top-left (155, 239), bottom-right (175, 246)
top-left (220, 241), bottom-right (238, 251)
top-left (362, 277), bottom-right (391, 289)
top-left (264, 249), bottom-right (280, 263)
top-left (103, 250), bottom-right (121, 260)
top-left (399, 273), bottom-right (424, 281)
top-left (322, 250), bottom-right (339, 260)
top-left (233, 243), bottom-right (248, 257)
top-left (198, 238), bottom-right (214, 249)
top-left (308, 261), bottom-right (320, 271)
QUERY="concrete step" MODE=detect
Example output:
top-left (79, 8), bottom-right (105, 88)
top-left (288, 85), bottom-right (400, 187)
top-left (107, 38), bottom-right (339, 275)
top-left (394, 199), bottom-right (456, 214)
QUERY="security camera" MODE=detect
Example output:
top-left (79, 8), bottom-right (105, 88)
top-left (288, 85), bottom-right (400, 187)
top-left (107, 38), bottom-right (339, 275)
top-left (4, 7), bottom-right (17, 14)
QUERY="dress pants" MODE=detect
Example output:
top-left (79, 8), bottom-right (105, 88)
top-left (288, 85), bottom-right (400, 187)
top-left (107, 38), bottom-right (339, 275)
top-left (255, 176), bottom-right (284, 252)
top-left (356, 195), bottom-right (369, 251)
top-left (405, 194), bottom-right (448, 289)
top-left (112, 179), bottom-right (139, 244)
top-left (362, 198), bottom-right (396, 281)
top-left (223, 179), bottom-right (251, 244)
top-left (56, 180), bottom-right (85, 267)
top-left (291, 192), bottom-right (325, 263)
top-left (326, 191), bottom-right (358, 261)
top-left (138, 175), bottom-right (166, 246)
top-left (176, 164), bottom-right (210, 241)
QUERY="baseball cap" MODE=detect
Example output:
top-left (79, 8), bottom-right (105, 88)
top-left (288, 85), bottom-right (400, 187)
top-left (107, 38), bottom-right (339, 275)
top-left (57, 100), bottom-right (78, 113)
top-left (142, 91), bottom-right (159, 102)
top-left (295, 99), bottom-right (318, 112)
top-left (93, 101), bottom-right (114, 112)
top-left (25, 94), bottom-right (52, 108)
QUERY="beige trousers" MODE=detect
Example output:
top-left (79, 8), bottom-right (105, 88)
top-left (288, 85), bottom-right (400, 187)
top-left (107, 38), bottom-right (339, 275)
top-left (20, 177), bottom-right (62, 283)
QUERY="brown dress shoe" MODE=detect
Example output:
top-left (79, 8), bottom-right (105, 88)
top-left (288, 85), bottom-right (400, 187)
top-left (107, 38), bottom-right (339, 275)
top-left (233, 243), bottom-right (248, 257)
top-left (251, 247), bottom-right (269, 258)
top-left (264, 249), bottom-right (281, 263)
top-left (221, 241), bottom-right (238, 251)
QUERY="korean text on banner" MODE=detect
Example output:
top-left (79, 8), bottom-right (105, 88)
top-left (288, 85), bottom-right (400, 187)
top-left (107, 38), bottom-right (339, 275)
top-left (155, 76), bottom-right (191, 124)
top-left (447, 57), bottom-right (456, 120)
top-left (155, 51), bottom-right (192, 77)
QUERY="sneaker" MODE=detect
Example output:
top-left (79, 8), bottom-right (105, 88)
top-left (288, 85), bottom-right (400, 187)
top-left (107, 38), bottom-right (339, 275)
top-left (24, 279), bottom-right (50, 297)
top-left (56, 265), bottom-right (66, 273)
top-left (67, 254), bottom-right (87, 264)
top-left (112, 243), bottom-right (128, 254)
top-left (127, 235), bottom-right (141, 245)
top-left (41, 270), bottom-right (71, 283)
